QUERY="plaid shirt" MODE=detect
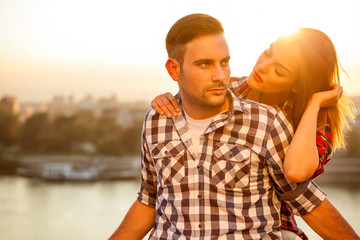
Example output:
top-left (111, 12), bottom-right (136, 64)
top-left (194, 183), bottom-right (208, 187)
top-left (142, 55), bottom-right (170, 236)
top-left (229, 76), bottom-right (334, 239)
top-left (137, 91), bottom-right (326, 239)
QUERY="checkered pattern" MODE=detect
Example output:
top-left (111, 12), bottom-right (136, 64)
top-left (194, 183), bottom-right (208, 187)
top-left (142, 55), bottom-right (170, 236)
top-left (137, 90), bottom-right (326, 239)
top-left (312, 125), bottom-right (333, 178)
top-left (229, 76), bottom-right (334, 239)
top-left (212, 143), bottom-right (250, 189)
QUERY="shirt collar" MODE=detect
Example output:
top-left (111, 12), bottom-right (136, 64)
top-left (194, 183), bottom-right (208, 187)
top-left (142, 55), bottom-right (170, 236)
top-left (229, 90), bottom-right (250, 115)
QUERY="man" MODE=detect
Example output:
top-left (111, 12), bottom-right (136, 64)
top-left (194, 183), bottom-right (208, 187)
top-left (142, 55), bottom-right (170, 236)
top-left (109, 14), bottom-right (359, 239)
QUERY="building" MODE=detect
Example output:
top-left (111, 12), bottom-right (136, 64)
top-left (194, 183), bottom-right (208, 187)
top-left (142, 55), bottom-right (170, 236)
top-left (47, 95), bottom-right (76, 118)
top-left (0, 96), bottom-right (20, 115)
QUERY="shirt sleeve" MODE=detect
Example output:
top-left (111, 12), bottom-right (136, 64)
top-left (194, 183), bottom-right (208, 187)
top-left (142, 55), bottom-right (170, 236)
top-left (265, 108), bottom-right (326, 216)
top-left (309, 125), bottom-right (334, 180)
top-left (228, 76), bottom-right (248, 96)
top-left (137, 117), bottom-right (157, 208)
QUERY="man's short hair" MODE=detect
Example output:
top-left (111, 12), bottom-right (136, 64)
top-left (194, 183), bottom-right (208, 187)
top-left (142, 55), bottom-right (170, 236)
top-left (165, 13), bottom-right (224, 66)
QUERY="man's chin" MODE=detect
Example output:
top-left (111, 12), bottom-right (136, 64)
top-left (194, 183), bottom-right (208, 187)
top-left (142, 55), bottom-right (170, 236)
top-left (204, 95), bottom-right (227, 108)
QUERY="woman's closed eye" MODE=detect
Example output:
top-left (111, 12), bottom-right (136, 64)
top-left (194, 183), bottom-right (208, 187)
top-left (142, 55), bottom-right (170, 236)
top-left (275, 69), bottom-right (284, 76)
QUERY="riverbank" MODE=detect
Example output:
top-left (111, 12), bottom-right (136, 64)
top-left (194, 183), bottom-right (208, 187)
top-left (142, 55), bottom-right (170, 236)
top-left (313, 157), bottom-right (360, 185)
top-left (0, 155), bottom-right (141, 181)
top-left (1, 155), bottom-right (359, 184)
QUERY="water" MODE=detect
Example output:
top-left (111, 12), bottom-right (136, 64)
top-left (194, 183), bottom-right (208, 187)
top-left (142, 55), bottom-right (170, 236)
top-left (0, 176), bottom-right (139, 240)
top-left (0, 176), bottom-right (359, 240)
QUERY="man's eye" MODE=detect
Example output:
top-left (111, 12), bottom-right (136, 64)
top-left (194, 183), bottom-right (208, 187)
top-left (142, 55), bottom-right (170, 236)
top-left (221, 60), bottom-right (229, 67)
top-left (199, 62), bottom-right (209, 68)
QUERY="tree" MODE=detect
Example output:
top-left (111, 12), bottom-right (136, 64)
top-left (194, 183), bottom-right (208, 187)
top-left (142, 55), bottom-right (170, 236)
top-left (20, 113), bottom-right (49, 152)
top-left (94, 114), bottom-right (122, 140)
top-left (0, 107), bottom-right (20, 146)
top-left (119, 118), bottom-right (143, 155)
top-left (345, 119), bottom-right (360, 157)
top-left (96, 135), bottom-right (124, 156)
top-left (71, 110), bottom-right (96, 143)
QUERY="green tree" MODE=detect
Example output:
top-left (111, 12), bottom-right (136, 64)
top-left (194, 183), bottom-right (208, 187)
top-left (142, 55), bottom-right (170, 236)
top-left (21, 113), bottom-right (49, 152)
top-left (94, 114), bottom-right (123, 155)
top-left (119, 118), bottom-right (143, 155)
top-left (96, 135), bottom-right (124, 156)
top-left (346, 119), bottom-right (360, 157)
top-left (0, 107), bottom-right (20, 146)
top-left (54, 115), bottom-right (81, 152)
top-left (94, 114), bottom-right (122, 140)
top-left (72, 110), bottom-right (96, 143)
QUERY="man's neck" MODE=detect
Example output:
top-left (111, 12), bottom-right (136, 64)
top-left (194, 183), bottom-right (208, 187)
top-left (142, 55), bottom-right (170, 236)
top-left (182, 95), bottom-right (231, 120)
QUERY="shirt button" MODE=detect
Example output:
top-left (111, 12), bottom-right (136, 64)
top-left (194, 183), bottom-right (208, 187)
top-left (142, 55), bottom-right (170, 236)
top-left (198, 224), bottom-right (203, 229)
top-left (229, 152), bottom-right (234, 158)
top-left (198, 194), bottom-right (202, 199)
top-left (197, 165), bottom-right (202, 170)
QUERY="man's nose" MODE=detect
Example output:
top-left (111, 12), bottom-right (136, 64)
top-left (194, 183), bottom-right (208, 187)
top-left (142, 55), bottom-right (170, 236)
top-left (212, 65), bottom-right (226, 82)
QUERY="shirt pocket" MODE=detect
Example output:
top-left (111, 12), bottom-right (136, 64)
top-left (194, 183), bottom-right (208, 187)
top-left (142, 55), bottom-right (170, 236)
top-left (211, 143), bottom-right (251, 189)
top-left (151, 141), bottom-right (186, 185)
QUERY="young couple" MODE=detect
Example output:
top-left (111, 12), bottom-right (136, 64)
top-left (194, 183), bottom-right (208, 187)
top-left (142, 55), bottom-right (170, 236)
top-left (110, 14), bottom-right (358, 239)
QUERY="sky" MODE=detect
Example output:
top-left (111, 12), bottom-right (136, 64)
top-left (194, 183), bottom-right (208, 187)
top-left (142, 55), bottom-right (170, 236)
top-left (0, 0), bottom-right (359, 103)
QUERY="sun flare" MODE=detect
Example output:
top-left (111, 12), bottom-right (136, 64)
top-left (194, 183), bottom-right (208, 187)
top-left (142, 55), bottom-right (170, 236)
top-left (0, 0), bottom-right (359, 102)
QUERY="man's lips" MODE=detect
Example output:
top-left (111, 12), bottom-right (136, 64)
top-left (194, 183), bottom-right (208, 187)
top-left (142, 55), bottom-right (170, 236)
top-left (253, 70), bottom-right (263, 83)
top-left (208, 88), bottom-right (225, 94)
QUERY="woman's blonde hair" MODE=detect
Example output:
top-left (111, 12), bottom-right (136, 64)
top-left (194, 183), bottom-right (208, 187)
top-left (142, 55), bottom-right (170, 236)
top-left (290, 28), bottom-right (356, 150)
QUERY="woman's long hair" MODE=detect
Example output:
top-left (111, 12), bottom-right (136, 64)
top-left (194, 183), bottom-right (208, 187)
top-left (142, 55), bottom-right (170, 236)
top-left (290, 28), bottom-right (356, 150)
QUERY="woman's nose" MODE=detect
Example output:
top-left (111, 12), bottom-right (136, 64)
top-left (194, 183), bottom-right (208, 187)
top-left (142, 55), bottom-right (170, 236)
top-left (257, 60), bottom-right (270, 73)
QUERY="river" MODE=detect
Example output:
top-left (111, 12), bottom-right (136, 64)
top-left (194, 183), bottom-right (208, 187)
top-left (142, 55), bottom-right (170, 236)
top-left (0, 176), bottom-right (359, 240)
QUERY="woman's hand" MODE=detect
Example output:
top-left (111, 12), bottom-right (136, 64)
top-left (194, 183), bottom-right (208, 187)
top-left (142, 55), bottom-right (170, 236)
top-left (151, 92), bottom-right (180, 118)
top-left (310, 83), bottom-right (343, 109)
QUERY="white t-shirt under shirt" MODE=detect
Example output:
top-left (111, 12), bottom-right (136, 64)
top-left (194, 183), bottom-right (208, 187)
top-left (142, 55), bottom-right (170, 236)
top-left (183, 111), bottom-right (213, 156)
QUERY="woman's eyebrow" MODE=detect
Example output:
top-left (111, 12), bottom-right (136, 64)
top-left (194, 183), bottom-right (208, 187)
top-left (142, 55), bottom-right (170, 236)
top-left (272, 43), bottom-right (291, 75)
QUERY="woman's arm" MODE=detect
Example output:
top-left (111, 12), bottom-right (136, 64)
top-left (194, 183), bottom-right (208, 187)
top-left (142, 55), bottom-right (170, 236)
top-left (284, 84), bottom-right (342, 182)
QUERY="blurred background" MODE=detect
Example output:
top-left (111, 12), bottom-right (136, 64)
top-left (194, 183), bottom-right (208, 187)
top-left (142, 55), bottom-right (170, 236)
top-left (0, 0), bottom-right (359, 239)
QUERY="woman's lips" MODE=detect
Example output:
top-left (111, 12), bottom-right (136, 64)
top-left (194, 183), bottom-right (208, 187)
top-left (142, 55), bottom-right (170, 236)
top-left (253, 70), bottom-right (263, 83)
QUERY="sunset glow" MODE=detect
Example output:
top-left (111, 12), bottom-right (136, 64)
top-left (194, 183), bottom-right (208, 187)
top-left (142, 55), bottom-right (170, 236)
top-left (0, 0), bottom-right (359, 102)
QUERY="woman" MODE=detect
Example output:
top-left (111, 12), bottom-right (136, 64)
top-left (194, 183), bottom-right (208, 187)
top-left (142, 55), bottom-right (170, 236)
top-left (151, 28), bottom-right (356, 239)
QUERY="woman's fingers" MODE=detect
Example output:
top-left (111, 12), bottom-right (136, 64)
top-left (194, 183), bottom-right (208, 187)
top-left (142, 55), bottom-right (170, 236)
top-left (167, 92), bottom-right (181, 113)
top-left (151, 93), bottom-right (179, 118)
top-left (316, 84), bottom-right (343, 108)
top-left (334, 84), bottom-right (343, 100)
top-left (151, 99), bottom-right (164, 115)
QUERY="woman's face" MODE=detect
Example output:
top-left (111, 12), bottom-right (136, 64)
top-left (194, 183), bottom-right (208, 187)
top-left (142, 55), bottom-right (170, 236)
top-left (247, 36), bottom-right (302, 95)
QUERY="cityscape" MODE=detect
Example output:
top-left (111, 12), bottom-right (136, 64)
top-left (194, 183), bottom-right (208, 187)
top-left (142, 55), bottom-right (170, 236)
top-left (0, 93), bottom-right (150, 180)
top-left (0, 93), bottom-right (359, 183)
top-left (1, 1), bottom-right (359, 239)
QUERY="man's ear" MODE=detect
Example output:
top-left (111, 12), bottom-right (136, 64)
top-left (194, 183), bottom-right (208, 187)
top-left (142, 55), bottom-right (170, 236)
top-left (165, 58), bottom-right (181, 81)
